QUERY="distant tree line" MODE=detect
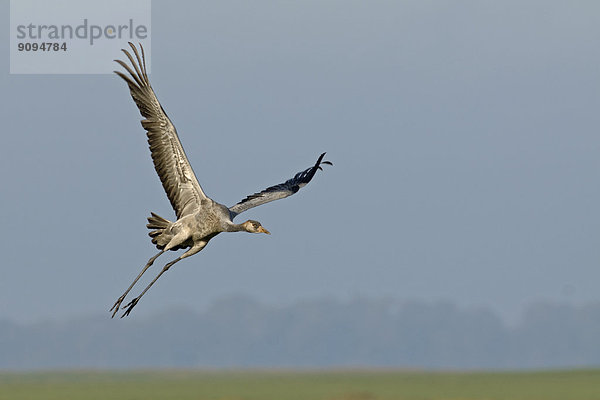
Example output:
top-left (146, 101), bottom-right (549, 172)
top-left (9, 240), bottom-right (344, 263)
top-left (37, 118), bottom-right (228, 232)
top-left (1, 296), bottom-right (599, 369)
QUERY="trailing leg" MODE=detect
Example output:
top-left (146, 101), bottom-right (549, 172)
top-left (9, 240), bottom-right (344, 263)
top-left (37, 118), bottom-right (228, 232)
top-left (120, 255), bottom-right (183, 317)
top-left (120, 241), bottom-right (207, 318)
top-left (110, 250), bottom-right (165, 318)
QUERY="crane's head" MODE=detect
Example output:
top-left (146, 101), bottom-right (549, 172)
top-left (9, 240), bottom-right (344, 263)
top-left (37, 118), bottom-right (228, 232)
top-left (242, 220), bottom-right (271, 234)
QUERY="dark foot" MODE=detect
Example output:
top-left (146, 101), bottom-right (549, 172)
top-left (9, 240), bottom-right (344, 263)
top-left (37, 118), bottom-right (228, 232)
top-left (121, 298), bottom-right (139, 318)
top-left (110, 295), bottom-right (127, 318)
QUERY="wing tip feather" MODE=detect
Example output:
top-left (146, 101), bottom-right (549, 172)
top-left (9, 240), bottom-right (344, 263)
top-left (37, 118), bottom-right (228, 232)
top-left (229, 152), bottom-right (332, 216)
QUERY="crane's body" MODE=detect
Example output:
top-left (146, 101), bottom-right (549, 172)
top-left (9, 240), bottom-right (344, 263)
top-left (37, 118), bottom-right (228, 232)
top-left (110, 43), bottom-right (331, 317)
top-left (149, 200), bottom-right (232, 253)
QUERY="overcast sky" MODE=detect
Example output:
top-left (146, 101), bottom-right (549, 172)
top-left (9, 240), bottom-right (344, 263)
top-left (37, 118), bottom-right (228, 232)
top-left (1, 0), bottom-right (600, 323)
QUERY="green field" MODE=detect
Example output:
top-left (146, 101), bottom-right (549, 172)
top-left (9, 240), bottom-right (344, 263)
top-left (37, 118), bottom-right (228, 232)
top-left (1, 369), bottom-right (599, 400)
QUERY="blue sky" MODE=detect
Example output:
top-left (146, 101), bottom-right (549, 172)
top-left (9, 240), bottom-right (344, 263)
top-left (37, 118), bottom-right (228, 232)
top-left (1, 0), bottom-right (600, 323)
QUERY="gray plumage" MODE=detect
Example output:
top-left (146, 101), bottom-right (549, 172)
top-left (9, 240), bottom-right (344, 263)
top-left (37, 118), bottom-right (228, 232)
top-left (229, 152), bottom-right (332, 218)
top-left (110, 43), bottom-right (332, 318)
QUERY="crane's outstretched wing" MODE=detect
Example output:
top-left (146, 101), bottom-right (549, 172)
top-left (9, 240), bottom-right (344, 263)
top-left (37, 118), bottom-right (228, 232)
top-left (229, 153), bottom-right (332, 218)
top-left (115, 42), bottom-right (208, 219)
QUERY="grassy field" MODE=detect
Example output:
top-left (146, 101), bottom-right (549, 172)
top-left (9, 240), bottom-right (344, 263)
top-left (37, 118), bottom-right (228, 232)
top-left (1, 369), bottom-right (599, 400)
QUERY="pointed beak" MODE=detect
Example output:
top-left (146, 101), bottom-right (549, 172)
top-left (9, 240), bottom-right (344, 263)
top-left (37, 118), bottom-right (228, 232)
top-left (258, 226), bottom-right (271, 235)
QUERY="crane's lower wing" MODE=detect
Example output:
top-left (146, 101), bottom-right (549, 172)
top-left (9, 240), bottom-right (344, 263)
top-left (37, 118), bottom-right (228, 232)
top-left (229, 153), bottom-right (332, 218)
top-left (115, 42), bottom-right (208, 219)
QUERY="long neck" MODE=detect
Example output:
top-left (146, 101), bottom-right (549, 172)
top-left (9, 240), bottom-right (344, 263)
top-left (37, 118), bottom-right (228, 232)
top-left (223, 221), bottom-right (247, 233)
